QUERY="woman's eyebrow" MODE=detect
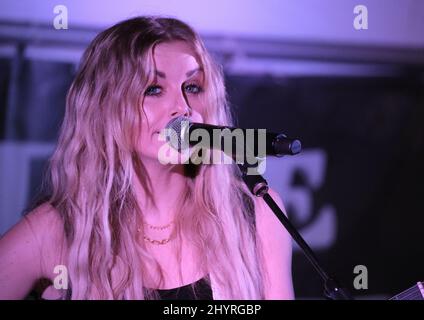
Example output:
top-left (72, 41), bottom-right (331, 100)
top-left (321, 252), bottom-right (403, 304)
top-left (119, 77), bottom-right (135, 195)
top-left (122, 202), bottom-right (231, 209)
top-left (155, 70), bottom-right (166, 78)
top-left (186, 67), bottom-right (203, 77)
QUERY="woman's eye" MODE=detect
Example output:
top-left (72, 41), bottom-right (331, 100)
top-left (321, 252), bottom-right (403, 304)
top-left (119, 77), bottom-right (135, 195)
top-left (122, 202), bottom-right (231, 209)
top-left (184, 84), bottom-right (202, 94)
top-left (144, 85), bottom-right (162, 96)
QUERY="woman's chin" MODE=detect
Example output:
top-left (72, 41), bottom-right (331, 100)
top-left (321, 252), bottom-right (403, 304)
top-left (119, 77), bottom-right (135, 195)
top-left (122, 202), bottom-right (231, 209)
top-left (155, 143), bottom-right (193, 165)
top-left (140, 141), bottom-right (210, 167)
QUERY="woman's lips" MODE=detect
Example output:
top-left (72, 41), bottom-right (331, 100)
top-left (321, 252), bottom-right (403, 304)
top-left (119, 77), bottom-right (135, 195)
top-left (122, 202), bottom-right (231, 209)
top-left (153, 130), bottom-right (166, 141)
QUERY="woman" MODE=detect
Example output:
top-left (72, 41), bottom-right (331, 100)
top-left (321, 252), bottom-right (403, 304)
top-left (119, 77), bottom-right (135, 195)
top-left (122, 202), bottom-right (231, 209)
top-left (0, 16), bottom-right (293, 300)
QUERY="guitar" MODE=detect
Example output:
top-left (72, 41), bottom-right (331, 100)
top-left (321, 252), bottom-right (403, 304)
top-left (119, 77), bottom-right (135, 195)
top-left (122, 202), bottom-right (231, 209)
top-left (389, 282), bottom-right (424, 300)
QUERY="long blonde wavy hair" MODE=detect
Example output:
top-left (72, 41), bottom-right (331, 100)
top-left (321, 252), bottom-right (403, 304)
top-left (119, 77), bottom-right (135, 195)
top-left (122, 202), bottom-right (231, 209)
top-left (45, 16), bottom-right (264, 299)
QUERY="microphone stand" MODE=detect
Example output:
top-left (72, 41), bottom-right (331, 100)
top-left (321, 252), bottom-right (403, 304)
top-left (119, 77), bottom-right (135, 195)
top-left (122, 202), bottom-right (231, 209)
top-left (237, 162), bottom-right (352, 300)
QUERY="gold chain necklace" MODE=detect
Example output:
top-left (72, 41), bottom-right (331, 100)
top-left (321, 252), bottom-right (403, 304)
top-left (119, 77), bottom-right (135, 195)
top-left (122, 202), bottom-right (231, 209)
top-left (143, 220), bottom-right (174, 230)
top-left (137, 221), bottom-right (174, 245)
top-left (142, 235), bottom-right (171, 245)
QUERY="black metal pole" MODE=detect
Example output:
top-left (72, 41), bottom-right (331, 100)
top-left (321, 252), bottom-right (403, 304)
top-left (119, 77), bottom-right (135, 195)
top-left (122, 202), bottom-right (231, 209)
top-left (238, 163), bottom-right (352, 300)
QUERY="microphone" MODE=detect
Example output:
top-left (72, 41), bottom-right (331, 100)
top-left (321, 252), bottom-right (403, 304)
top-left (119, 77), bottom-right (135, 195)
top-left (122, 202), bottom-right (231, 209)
top-left (164, 116), bottom-right (301, 158)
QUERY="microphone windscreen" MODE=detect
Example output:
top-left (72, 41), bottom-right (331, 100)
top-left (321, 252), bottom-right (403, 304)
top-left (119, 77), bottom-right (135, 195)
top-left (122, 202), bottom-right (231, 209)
top-left (164, 116), bottom-right (191, 151)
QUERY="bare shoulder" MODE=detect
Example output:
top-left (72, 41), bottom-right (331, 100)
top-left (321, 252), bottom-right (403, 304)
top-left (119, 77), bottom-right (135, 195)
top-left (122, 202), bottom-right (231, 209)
top-left (253, 188), bottom-right (295, 299)
top-left (254, 188), bottom-right (288, 235)
top-left (20, 203), bottom-right (67, 272)
top-left (1, 202), bottom-right (63, 244)
top-left (0, 202), bottom-right (66, 299)
top-left (24, 202), bottom-right (64, 235)
top-left (24, 202), bottom-right (67, 260)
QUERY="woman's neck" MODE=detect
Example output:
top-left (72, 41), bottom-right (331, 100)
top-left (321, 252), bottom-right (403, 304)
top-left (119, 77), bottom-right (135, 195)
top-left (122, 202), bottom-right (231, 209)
top-left (133, 158), bottom-right (188, 225)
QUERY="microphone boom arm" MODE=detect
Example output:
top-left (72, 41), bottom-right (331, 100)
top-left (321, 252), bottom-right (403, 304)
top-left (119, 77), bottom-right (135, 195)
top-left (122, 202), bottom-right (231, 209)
top-left (238, 162), bottom-right (352, 300)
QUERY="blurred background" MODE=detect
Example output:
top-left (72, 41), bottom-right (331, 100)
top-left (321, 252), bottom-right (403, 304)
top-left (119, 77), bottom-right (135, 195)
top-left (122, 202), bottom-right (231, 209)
top-left (0, 0), bottom-right (423, 299)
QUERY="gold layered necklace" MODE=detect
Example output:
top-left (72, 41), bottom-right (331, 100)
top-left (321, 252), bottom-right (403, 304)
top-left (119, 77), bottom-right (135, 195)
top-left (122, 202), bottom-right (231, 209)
top-left (138, 220), bottom-right (174, 245)
top-left (143, 220), bottom-right (174, 231)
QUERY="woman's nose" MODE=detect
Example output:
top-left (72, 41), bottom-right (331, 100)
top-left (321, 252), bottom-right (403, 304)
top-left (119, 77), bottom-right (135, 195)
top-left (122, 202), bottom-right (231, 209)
top-left (170, 95), bottom-right (192, 118)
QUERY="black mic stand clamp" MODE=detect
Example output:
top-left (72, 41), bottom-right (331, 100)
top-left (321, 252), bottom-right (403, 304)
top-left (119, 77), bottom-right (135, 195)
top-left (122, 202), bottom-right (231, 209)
top-left (237, 162), bottom-right (353, 300)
